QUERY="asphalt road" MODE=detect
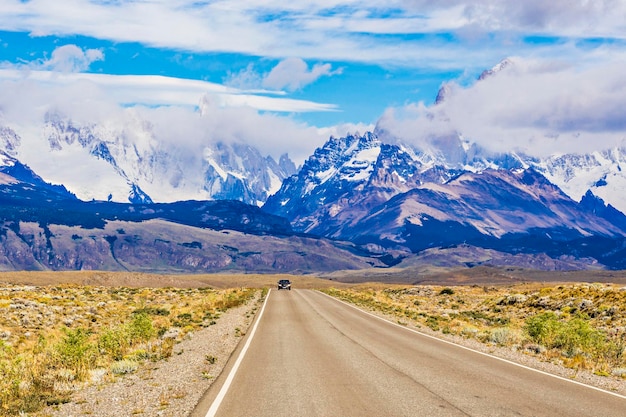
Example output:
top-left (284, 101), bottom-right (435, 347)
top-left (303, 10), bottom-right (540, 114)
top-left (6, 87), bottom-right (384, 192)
top-left (192, 289), bottom-right (625, 417)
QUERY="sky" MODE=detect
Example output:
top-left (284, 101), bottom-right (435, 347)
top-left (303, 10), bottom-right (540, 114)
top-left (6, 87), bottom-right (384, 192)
top-left (1, 1), bottom-right (626, 163)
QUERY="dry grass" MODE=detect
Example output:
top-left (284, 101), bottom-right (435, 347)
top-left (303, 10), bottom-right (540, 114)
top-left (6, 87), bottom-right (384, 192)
top-left (324, 282), bottom-right (626, 377)
top-left (0, 281), bottom-right (256, 415)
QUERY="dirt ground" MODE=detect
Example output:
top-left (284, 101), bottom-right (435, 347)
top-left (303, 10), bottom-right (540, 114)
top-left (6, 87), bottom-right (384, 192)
top-left (3, 267), bottom-right (626, 290)
top-left (0, 270), bottom-right (348, 289)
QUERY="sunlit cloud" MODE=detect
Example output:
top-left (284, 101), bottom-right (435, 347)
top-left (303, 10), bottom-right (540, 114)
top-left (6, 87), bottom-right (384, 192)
top-left (1, 0), bottom-right (626, 161)
top-left (3, 0), bottom-right (624, 70)
top-left (226, 58), bottom-right (342, 92)
top-left (377, 55), bottom-right (626, 158)
top-left (0, 68), bottom-right (337, 113)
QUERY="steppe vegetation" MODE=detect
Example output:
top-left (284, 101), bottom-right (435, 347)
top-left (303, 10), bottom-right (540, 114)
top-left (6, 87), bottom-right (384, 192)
top-left (0, 282), bottom-right (255, 415)
top-left (324, 282), bottom-right (626, 378)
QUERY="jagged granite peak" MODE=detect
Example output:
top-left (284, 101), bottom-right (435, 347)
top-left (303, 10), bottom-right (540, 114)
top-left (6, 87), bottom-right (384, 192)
top-left (264, 132), bottom-right (388, 220)
top-left (433, 58), bottom-right (513, 106)
top-left (0, 126), bottom-right (21, 157)
top-left (434, 83), bottom-right (452, 105)
top-left (265, 132), bottom-right (471, 235)
top-left (2, 112), bottom-right (296, 206)
top-left (202, 142), bottom-right (296, 206)
top-left (478, 57), bottom-right (514, 81)
top-left (530, 147), bottom-right (626, 214)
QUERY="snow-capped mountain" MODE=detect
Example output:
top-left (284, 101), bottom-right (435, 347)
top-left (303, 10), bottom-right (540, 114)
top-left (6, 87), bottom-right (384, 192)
top-left (264, 132), bottom-right (626, 268)
top-left (426, 57), bottom-right (626, 214)
top-left (264, 132), bottom-right (463, 234)
top-left (0, 110), bottom-right (296, 205)
top-left (532, 149), bottom-right (626, 215)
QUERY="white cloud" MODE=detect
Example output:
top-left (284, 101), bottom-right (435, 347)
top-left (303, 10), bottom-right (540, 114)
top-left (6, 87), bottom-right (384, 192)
top-left (0, 69), bottom-right (337, 113)
top-left (263, 58), bottom-right (342, 91)
top-left (225, 58), bottom-right (342, 92)
top-left (1, 44), bottom-right (104, 73)
top-left (3, 1), bottom-right (623, 71)
top-left (0, 74), bottom-right (335, 165)
top-left (377, 56), bottom-right (626, 157)
top-left (43, 44), bottom-right (104, 72)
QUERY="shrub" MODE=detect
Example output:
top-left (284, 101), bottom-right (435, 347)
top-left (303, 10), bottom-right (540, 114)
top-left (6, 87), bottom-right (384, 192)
top-left (128, 313), bottom-right (155, 344)
top-left (54, 328), bottom-right (96, 381)
top-left (110, 359), bottom-right (138, 375)
top-left (489, 327), bottom-right (517, 346)
top-left (98, 328), bottom-right (130, 361)
top-left (525, 312), bottom-right (612, 364)
top-left (525, 312), bottom-right (563, 348)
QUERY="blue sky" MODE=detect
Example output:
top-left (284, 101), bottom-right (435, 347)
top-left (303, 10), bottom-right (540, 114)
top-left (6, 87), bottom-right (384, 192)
top-left (1, 1), bottom-right (626, 162)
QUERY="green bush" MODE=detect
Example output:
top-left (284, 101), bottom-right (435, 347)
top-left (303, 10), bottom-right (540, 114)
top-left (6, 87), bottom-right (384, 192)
top-left (98, 328), bottom-right (130, 361)
top-left (128, 313), bottom-right (155, 343)
top-left (525, 313), bottom-right (607, 358)
top-left (54, 328), bottom-right (96, 381)
top-left (525, 312), bottom-right (562, 347)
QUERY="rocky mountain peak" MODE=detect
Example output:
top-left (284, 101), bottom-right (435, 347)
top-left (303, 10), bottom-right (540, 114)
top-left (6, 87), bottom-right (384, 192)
top-left (478, 58), bottom-right (514, 80)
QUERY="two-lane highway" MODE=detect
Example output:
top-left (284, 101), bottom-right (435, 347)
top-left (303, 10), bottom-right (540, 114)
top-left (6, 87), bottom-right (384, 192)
top-left (192, 289), bottom-right (625, 417)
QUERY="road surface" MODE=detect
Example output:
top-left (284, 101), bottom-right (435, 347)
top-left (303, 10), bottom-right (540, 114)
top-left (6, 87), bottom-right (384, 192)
top-left (192, 289), bottom-right (625, 417)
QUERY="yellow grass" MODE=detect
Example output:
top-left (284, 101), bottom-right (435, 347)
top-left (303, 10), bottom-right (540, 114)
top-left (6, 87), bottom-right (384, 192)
top-left (0, 277), bottom-right (257, 415)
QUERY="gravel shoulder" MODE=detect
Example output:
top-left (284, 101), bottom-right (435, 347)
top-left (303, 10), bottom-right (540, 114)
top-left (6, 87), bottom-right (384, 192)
top-left (36, 292), bottom-right (263, 417)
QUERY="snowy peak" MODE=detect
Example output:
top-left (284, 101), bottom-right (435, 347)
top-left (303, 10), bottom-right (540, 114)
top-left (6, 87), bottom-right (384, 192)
top-left (0, 126), bottom-right (21, 157)
top-left (533, 147), bottom-right (626, 214)
top-left (308, 132), bottom-right (381, 183)
top-left (264, 132), bottom-right (407, 221)
top-left (2, 112), bottom-right (296, 206)
top-left (478, 58), bottom-right (514, 80)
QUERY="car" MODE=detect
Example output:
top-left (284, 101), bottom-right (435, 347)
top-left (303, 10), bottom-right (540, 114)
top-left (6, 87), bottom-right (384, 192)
top-left (277, 279), bottom-right (291, 290)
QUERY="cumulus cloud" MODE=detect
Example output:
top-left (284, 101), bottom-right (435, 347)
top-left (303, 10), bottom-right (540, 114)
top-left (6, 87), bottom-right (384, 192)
top-left (1, 44), bottom-right (104, 73)
top-left (225, 58), bottom-right (342, 92)
top-left (377, 56), bottom-right (626, 157)
top-left (43, 44), bottom-right (104, 72)
top-left (262, 58), bottom-right (342, 91)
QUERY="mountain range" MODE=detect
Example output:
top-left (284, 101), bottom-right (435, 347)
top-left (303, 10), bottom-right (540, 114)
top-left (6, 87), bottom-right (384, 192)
top-left (2, 60), bottom-right (626, 273)
top-left (0, 110), bottom-right (296, 206)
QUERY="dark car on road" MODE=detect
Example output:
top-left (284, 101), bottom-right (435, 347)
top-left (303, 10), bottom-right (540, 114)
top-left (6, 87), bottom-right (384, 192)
top-left (277, 279), bottom-right (291, 290)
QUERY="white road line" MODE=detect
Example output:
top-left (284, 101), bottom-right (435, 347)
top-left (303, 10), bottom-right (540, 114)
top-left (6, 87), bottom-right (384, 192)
top-left (318, 290), bottom-right (626, 400)
top-left (204, 289), bottom-right (272, 417)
